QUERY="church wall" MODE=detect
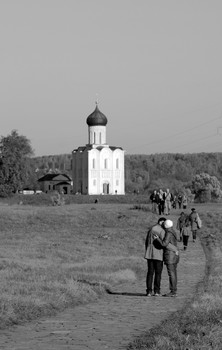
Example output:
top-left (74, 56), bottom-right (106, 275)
top-left (81, 150), bottom-right (89, 194)
top-left (87, 148), bottom-right (125, 195)
top-left (88, 149), bottom-right (100, 194)
top-left (99, 148), bottom-right (113, 194)
top-left (112, 149), bottom-right (125, 195)
top-left (72, 149), bottom-right (88, 194)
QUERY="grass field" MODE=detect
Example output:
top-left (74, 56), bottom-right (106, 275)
top-left (0, 197), bottom-right (222, 350)
top-left (0, 198), bottom-right (154, 329)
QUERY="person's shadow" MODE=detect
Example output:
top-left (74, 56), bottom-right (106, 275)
top-left (106, 289), bottom-right (146, 297)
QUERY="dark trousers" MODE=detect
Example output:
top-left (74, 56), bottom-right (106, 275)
top-left (192, 230), bottom-right (197, 240)
top-left (179, 229), bottom-right (183, 241)
top-left (146, 259), bottom-right (163, 294)
top-left (166, 263), bottom-right (178, 294)
top-left (183, 235), bottom-right (189, 248)
top-left (158, 202), bottom-right (164, 215)
top-left (152, 202), bottom-right (158, 213)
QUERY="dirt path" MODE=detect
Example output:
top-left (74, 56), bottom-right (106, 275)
top-left (0, 238), bottom-right (205, 350)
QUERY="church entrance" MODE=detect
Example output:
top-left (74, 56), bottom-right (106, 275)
top-left (103, 183), bottom-right (109, 195)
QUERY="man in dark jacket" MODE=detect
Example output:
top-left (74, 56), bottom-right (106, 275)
top-left (154, 219), bottom-right (180, 297)
top-left (144, 217), bottom-right (166, 296)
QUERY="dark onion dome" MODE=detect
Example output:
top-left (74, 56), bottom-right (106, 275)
top-left (86, 104), bottom-right (108, 126)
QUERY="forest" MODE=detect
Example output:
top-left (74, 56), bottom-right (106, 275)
top-left (30, 152), bottom-right (222, 198)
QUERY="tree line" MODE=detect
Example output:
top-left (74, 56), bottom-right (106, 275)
top-left (0, 130), bottom-right (222, 201)
top-left (125, 153), bottom-right (222, 196)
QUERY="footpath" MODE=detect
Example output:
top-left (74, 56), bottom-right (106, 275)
top-left (0, 237), bottom-right (205, 350)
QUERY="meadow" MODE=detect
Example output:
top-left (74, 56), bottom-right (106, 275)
top-left (0, 196), bottom-right (153, 329)
top-left (0, 195), bottom-right (222, 350)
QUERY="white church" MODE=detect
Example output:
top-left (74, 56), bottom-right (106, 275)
top-left (72, 103), bottom-right (125, 195)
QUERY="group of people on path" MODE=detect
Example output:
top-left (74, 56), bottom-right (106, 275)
top-left (144, 208), bottom-right (201, 297)
top-left (150, 189), bottom-right (188, 216)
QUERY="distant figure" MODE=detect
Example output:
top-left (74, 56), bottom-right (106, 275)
top-left (181, 221), bottom-right (191, 250)
top-left (157, 189), bottom-right (165, 215)
top-left (172, 195), bottom-right (177, 209)
top-left (94, 198), bottom-right (98, 204)
top-left (150, 190), bottom-right (158, 214)
top-left (177, 194), bottom-right (183, 209)
top-left (164, 189), bottom-right (173, 215)
top-left (188, 208), bottom-right (200, 242)
top-left (182, 195), bottom-right (188, 209)
top-left (176, 212), bottom-right (188, 241)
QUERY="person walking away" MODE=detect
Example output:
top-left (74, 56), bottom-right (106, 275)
top-left (144, 217), bottom-right (178, 297)
top-left (181, 221), bottom-right (191, 250)
top-left (177, 194), bottom-right (183, 209)
top-left (150, 190), bottom-right (158, 214)
top-left (164, 189), bottom-right (173, 215)
top-left (172, 195), bottom-right (177, 209)
top-left (154, 219), bottom-right (180, 297)
top-left (176, 212), bottom-right (188, 241)
top-left (182, 195), bottom-right (188, 209)
top-left (188, 208), bottom-right (200, 242)
top-left (157, 189), bottom-right (164, 215)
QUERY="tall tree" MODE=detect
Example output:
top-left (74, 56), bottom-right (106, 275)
top-left (0, 130), bottom-right (34, 196)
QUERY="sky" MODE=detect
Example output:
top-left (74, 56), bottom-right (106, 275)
top-left (0, 0), bottom-right (222, 156)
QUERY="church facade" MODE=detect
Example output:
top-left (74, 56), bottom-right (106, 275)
top-left (72, 104), bottom-right (125, 195)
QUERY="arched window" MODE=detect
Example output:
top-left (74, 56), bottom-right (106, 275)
top-left (99, 132), bottom-right (102, 144)
top-left (104, 158), bottom-right (108, 169)
top-left (116, 158), bottom-right (119, 169)
top-left (94, 132), bottom-right (96, 144)
top-left (92, 158), bottom-right (95, 169)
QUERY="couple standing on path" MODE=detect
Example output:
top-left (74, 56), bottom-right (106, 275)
top-left (144, 217), bottom-right (180, 297)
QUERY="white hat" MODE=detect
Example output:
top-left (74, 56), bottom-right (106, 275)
top-left (164, 219), bottom-right (173, 228)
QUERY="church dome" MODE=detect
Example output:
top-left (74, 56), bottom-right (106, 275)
top-left (86, 104), bottom-right (108, 126)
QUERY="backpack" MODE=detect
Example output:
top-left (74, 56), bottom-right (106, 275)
top-left (196, 213), bottom-right (202, 229)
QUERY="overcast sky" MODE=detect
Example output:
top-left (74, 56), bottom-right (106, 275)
top-left (1, 0), bottom-right (222, 156)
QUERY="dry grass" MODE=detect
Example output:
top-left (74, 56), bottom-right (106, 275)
top-left (0, 201), bottom-right (155, 329)
top-left (1, 198), bottom-right (222, 349)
